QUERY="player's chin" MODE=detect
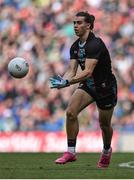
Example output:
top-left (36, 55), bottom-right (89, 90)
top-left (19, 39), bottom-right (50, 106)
top-left (74, 31), bottom-right (80, 36)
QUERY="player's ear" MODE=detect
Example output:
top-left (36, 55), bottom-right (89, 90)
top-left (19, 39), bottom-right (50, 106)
top-left (86, 23), bottom-right (90, 30)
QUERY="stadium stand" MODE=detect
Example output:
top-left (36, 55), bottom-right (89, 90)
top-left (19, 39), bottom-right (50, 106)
top-left (0, 0), bottom-right (133, 132)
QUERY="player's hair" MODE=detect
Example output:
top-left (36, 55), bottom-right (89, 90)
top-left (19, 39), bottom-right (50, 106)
top-left (75, 11), bottom-right (95, 30)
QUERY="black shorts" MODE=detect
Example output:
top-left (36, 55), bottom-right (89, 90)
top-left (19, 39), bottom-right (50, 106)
top-left (78, 80), bottom-right (117, 110)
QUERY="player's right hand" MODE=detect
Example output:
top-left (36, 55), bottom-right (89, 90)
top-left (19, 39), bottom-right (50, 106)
top-left (49, 75), bottom-right (70, 89)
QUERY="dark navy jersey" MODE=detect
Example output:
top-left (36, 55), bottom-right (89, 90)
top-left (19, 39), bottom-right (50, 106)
top-left (70, 32), bottom-right (116, 87)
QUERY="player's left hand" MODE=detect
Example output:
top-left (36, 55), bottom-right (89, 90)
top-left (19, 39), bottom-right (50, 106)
top-left (49, 75), bottom-right (70, 89)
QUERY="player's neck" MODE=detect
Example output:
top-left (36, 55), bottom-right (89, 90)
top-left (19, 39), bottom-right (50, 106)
top-left (79, 30), bottom-right (90, 43)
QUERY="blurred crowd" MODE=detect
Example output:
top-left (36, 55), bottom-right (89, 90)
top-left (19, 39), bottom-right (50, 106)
top-left (0, 0), bottom-right (133, 132)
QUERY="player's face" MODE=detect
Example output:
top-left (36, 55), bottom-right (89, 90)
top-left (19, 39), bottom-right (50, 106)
top-left (73, 16), bottom-right (90, 37)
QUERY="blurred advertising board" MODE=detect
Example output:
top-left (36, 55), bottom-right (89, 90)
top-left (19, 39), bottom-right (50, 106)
top-left (0, 131), bottom-right (118, 152)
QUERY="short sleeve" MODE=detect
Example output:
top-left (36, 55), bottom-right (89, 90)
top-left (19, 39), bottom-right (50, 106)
top-left (70, 43), bottom-right (78, 59)
top-left (85, 38), bottom-right (103, 60)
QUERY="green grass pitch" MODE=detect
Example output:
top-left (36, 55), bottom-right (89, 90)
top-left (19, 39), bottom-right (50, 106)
top-left (0, 153), bottom-right (134, 179)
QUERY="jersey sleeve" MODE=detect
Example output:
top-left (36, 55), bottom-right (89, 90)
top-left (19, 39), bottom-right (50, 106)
top-left (85, 38), bottom-right (103, 60)
top-left (70, 43), bottom-right (78, 59)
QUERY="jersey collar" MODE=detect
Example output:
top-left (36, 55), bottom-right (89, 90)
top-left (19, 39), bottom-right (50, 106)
top-left (78, 41), bottom-right (86, 48)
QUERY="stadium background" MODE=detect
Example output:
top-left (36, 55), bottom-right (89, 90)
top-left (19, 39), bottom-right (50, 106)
top-left (0, 0), bottom-right (133, 152)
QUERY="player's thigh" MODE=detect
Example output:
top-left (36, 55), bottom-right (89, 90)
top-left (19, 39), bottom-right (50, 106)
top-left (98, 107), bottom-right (114, 127)
top-left (67, 88), bottom-right (94, 115)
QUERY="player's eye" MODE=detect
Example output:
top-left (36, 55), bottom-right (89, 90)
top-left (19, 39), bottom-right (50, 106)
top-left (73, 21), bottom-right (82, 25)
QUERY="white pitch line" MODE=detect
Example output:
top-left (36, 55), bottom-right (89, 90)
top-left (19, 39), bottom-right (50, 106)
top-left (119, 161), bottom-right (134, 168)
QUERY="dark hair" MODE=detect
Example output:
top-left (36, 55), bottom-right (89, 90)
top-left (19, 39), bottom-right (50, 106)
top-left (75, 11), bottom-right (95, 30)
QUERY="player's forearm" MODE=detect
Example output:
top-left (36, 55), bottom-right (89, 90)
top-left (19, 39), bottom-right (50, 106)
top-left (69, 70), bottom-right (92, 85)
top-left (63, 69), bottom-right (76, 81)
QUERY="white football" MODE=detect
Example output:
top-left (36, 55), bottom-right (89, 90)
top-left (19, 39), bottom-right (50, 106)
top-left (8, 57), bottom-right (29, 78)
